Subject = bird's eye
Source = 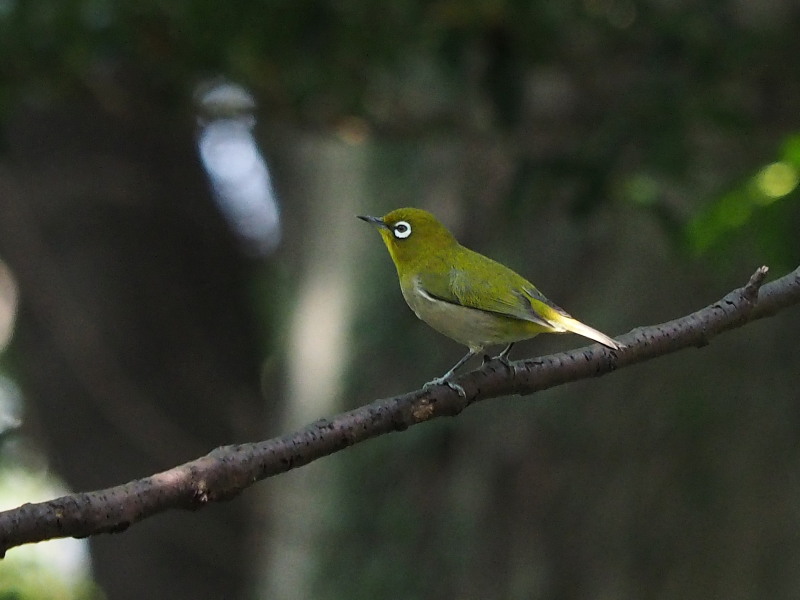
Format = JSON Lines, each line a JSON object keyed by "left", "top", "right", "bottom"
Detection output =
{"left": 393, "top": 221, "right": 412, "bottom": 239}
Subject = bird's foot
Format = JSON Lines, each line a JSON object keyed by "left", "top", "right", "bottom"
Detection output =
{"left": 423, "top": 375, "right": 466, "bottom": 398}
{"left": 482, "top": 353, "right": 511, "bottom": 368}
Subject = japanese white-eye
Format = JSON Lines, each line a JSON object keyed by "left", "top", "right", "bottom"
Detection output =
{"left": 359, "top": 208, "right": 623, "bottom": 393}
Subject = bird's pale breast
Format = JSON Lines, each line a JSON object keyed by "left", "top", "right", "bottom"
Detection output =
{"left": 402, "top": 277, "right": 549, "bottom": 352}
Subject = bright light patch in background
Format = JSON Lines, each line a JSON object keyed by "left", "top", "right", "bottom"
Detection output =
{"left": 754, "top": 161, "right": 799, "bottom": 201}
{"left": 0, "top": 379, "right": 93, "bottom": 595}
{"left": 687, "top": 145, "right": 800, "bottom": 254}
{"left": 0, "top": 259, "right": 18, "bottom": 352}
{"left": 196, "top": 81, "right": 281, "bottom": 256}
{"left": 0, "top": 260, "right": 94, "bottom": 595}
{"left": 0, "top": 466, "right": 94, "bottom": 596}
{"left": 0, "top": 374, "right": 22, "bottom": 435}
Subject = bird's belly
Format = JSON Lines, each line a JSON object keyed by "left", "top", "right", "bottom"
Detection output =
{"left": 404, "top": 288, "right": 543, "bottom": 351}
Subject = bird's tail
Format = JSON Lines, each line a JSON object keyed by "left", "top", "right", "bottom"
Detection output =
{"left": 553, "top": 314, "right": 624, "bottom": 350}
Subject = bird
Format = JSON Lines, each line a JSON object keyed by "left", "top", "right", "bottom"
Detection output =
{"left": 358, "top": 208, "right": 623, "bottom": 394}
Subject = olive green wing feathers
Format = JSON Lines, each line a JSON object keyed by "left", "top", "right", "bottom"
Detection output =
{"left": 414, "top": 257, "right": 563, "bottom": 330}
{"left": 415, "top": 250, "right": 623, "bottom": 349}
{"left": 452, "top": 264, "right": 569, "bottom": 329}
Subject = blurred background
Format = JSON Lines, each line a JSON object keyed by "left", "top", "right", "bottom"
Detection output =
{"left": 0, "top": 1, "right": 799, "bottom": 599}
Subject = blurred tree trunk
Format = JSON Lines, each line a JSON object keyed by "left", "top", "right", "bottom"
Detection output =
{"left": 0, "top": 77, "right": 265, "bottom": 600}
{"left": 253, "top": 135, "right": 370, "bottom": 599}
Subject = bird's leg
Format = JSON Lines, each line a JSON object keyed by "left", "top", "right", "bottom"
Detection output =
{"left": 440, "top": 350, "right": 476, "bottom": 379}
{"left": 423, "top": 350, "right": 476, "bottom": 397}
{"left": 497, "top": 343, "right": 514, "bottom": 362}
{"left": 482, "top": 344, "right": 514, "bottom": 366}
{"left": 479, "top": 343, "right": 515, "bottom": 374}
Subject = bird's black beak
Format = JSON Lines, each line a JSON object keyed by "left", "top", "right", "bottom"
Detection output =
{"left": 357, "top": 215, "right": 388, "bottom": 229}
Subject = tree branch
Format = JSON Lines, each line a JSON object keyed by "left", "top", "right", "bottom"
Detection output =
{"left": 1, "top": 265, "right": 798, "bottom": 556}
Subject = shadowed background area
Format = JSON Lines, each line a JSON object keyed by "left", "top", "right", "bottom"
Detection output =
{"left": 0, "top": 2, "right": 799, "bottom": 599}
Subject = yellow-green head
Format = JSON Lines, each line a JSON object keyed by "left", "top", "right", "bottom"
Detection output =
{"left": 358, "top": 208, "right": 457, "bottom": 274}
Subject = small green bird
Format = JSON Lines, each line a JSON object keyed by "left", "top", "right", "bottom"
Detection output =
{"left": 359, "top": 208, "right": 623, "bottom": 393}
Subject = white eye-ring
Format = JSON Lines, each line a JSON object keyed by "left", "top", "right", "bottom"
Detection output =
{"left": 392, "top": 221, "right": 412, "bottom": 239}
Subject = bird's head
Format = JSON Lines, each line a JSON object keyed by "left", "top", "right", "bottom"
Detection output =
{"left": 358, "top": 208, "right": 457, "bottom": 270}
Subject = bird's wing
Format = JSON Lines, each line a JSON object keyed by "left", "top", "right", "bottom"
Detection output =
{"left": 415, "top": 265, "right": 566, "bottom": 330}
{"left": 415, "top": 261, "right": 623, "bottom": 349}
